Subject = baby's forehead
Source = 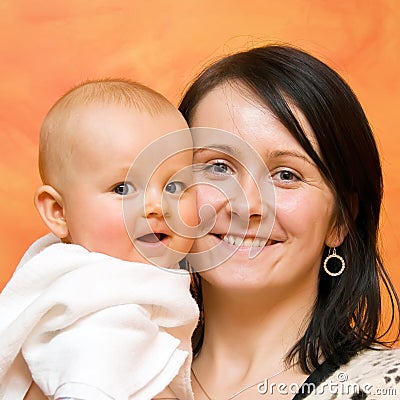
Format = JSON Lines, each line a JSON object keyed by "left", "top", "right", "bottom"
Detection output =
{"left": 60, "top": 103, "right": 190, "bottom": 167}
{"left": 58, "top": 99, "right": 181, "bottom": 135}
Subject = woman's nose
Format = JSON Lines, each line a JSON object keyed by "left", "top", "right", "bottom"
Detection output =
{"left": 225, "top": 173, "right": 265, "bottom": 220}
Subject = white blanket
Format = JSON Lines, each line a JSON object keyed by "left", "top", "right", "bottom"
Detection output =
{"left": 0, "top": 234, "right": 199, "bottom": 400}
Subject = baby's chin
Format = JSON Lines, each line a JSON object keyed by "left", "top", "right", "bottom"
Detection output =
{"left": 127, "top": 239, "right": 191, "bottom": 270}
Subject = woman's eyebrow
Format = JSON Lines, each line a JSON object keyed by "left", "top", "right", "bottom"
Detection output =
{"left": 269, "top": 150, "right": 315, "bottom": 165}
{"left": 193, "top": 144, "right": 241, "bottom": 157}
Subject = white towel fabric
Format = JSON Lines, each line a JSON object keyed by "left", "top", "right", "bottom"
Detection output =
{"left": 0, "top": 234, "right": 199, "bottom": 400}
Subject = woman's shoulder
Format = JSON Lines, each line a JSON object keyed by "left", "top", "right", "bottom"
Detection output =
{"left": 303, "top": 347, "right": 400, "bottom": 400}
{"left": 334, "top": 347, "right": 399, "bottom": 398}
{"left": 343, "top": 347, "right": 400, "bottom": 378}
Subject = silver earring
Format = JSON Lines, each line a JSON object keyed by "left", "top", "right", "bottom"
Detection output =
{"left": 323, "top": 247, "right": 345, "bottom": 276}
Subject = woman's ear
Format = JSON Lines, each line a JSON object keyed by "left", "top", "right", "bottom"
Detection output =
{"left": 34, "top": 185, "right": 69, "bottom": 239}
{"left": 325, "top": 208, "right": 348, "bottom": 248}
{"left": 326, "top": 195, "right": 358, "bottom": 248}
{"left": 325, "top": 222, "right": 348, "bottom": 248}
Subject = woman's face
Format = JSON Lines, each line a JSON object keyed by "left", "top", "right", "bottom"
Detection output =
{"left": 189, "top": 84, "right": 340, "bottom": 296}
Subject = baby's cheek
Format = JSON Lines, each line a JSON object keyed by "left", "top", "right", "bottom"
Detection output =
{"left": 102, "top": 223, "right": 127, "bottom": 240}
{"left": 92, "top": 216, "right": 131, "bottom": 251}
{"left": 178, "top": 191, "right": 198, "bottom": 227}
{"left": 170, "top": 195, "right": 197, "bottom": 253}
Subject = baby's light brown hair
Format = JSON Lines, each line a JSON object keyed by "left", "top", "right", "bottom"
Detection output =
{"left": 39, "top": 79, "right": 177, "bottom": 187}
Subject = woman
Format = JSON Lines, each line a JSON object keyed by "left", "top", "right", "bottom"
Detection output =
{"left": 25, "top": 45, "right": 399, "bottom": 400}
{"left": 180, "top": 45, "right": 400, "bottom": 399}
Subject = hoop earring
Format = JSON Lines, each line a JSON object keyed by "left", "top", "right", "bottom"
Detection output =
{"left": 323, "top": 247, "right": 345, "bottom": 277}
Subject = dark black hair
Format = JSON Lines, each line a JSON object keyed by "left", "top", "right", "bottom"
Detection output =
{"left": 179, "top": 45, "right": 399, "bottom": 373}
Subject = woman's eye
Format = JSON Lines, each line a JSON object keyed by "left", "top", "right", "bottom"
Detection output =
{"left": 165, "top": 181, "right": 186, "bottom": 194}
{"left": 206, "top": 162, "right": 233, "bottom": 175}
{"left": 113, "top": 182, "right": 135, "bottom": 195}
{"left": 272, "top": 170, "right": 300, "bottom": 183}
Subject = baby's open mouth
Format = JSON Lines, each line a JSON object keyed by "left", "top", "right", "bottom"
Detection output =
{"left": 136, "top": 233, "right": 168, "bottom": 243}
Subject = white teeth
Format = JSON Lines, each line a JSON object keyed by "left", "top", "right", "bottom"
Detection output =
{"left": 222, "top": 235, "right": 271, "bottom": 247}
{"left": 243, "top": 238, "right": 253, "bottom": 247}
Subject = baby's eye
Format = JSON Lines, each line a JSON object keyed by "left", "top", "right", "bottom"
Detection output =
{"left": 206, "top": 161, "right": 234, "bottom": 176}
{"left": 113, "top": 182, "right": 135, "bottom": 196}
{"left": 165, "top": 181, "right": 186, "bottom": 194}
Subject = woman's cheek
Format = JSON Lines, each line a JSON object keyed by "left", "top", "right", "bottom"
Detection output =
{"left": 275, "top": 189, "right": 333, "bottom": 236}
{"left": 196, "top": 184, "right": 228, "bottom": 220}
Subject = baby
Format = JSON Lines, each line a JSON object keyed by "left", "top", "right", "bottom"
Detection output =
{"left": 0, "top": 80, "right": 199, "bottom": 400}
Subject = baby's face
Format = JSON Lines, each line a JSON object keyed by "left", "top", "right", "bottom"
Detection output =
{"left": 59, "top": 103, "right": 197, "bottom": 267}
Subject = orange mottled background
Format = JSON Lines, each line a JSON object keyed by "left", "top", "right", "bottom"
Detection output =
{"left": 1, "top": 1, "right": 400, "bottom": 309}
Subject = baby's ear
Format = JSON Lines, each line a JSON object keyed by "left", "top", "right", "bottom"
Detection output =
{"left": 34, "top": 185, "right": 69, "bottom": 239}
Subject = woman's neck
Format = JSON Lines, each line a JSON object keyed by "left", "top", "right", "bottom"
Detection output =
{"left": 194, "top": 281, "right": 316, "bottom": 390}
